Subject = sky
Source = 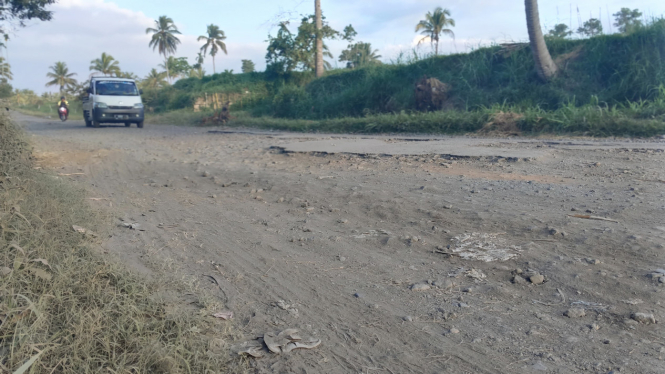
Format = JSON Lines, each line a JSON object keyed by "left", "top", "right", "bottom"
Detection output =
{"left": 6, "top": 0, "right": 665, "bottom": 93}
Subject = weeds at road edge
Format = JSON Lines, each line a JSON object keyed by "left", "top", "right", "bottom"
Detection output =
{"left": 0, "top": 110, "right": 242, "bottom": 373}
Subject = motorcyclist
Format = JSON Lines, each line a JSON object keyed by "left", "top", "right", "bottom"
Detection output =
{"left": 57, "top": 96, "right": 69, "bottom": 119}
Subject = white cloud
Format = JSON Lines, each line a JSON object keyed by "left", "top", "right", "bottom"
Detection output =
{"left": 8, "top": 0, "right": 267, "bottom": 93}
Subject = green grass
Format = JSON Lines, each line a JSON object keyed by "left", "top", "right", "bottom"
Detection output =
{"left": 146, "top": 98, "right": 665, "bottom": 137}
{"left": 145, "top": 109, "right": 212, "bottom": 126}
{"left": 143, "top": 20, "right": 665, "bottom": 122}
{"left": 0, "top": 108, "right": 243, "bottom": 373}
{"left": 283, "top": 19, "right": 665, "bottom": 119}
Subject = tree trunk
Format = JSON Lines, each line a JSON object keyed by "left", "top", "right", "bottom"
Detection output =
{"left": 525, "top": 0, "right": 558, "bottom": 81}
{"left": 314, "top": 0, "right": 324, "bottom": 78}
{"left": 212, "top": 55, "right": 216, "bottom": 74}
{"left": 165, "top": 56, "right": 171, "bottom": 82}
{"left": 435, "top": 39, "right": 439, "bottom": 55}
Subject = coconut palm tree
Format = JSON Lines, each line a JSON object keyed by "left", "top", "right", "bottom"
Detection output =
{"left": 141, "top": 68, "right": 168, "bottom": 90}
{"left": 415, "top": 7, "right": 455, "bottom": 55}
{"left": 89, "top": 53, "right": 121, "bottom": 77}
{"left": 188, "top": 68, "right": 205, "bottom": 79}
{"left": 314, "top": 0, "right": 324, "bottom": 77}
{"left": 118, "top": 71, "right": 139, "bottom": 80}
{"left": 524, "top": 0, "right": 557, "bottom": 81}
{"left": 146, "top": 16, "right": 181, "bottom": 81}
{"left": 191, "top": 52, "right": 206, "bottom": 78}
{"left": 339, "top": 42, "right": 381, "bottom": 68}
{"left": 0, "top": 57, "right": 12, "bottom": 81}
{"left": 65, "top": 80, "right": 90, "bottom": 101}
{"left": 46, "top": 61, "right": 77, "bottom": 93}
{"left": 193, "top": 52, "right": 205, "bottom": 69}
{"left": 197, "top": 24, "right": 227, "bottom": 74}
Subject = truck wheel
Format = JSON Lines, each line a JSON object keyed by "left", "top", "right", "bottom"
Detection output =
{"left": 125, "top": 122, "right": 131, "bottom": 127}
{"left": 84, "top": 111, "right": 92, "bottom": 127}
{"left": 137, "top": 121, "right": 144, "bottom": 128}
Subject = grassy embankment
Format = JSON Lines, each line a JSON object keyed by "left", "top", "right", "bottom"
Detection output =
{"left": 0, "top": 112, "right": 240, "bottom": 372}
{"left": 147, "top": 20, "right": 665, "bottom": 137}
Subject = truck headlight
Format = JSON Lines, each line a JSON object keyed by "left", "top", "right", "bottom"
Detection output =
{"left": 134, "top": 103, "right": 144, "bottom": 108}
{"left": 94, "top": 102, "right": 108, "bottom": 109}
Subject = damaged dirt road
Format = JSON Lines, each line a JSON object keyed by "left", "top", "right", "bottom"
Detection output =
{"left": 18, "top": 112, "right": 665, "bottom": 373}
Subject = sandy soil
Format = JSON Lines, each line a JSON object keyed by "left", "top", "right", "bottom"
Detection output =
{"left": 17, "top": 113, "right": 665, "bottom": 374}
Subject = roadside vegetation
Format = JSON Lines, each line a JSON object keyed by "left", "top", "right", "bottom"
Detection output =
{"left": 145, "top": 16, "right": 665, "bottom": 137}
{"left": 124, "top": 6, "right": 665, "bottom": 137}
{"left": 8, "top": 2, "right": 665, "bottom": 137}
{"left": 0, "top": 112, "right": 239, "bottom": 372}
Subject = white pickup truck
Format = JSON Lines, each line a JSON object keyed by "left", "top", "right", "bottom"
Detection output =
{"left": 82, "top": 77, "right": 145, "bottom": 128}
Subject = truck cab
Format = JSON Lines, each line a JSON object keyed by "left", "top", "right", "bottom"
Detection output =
{"left": 82, "top": 77, "right": 145, "bottom": 128}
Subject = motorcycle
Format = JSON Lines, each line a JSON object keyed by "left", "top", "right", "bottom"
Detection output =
{"left": 58, "top": 106, "right": 68, "bottom": 122}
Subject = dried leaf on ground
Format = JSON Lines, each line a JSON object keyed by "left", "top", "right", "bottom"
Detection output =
{"left": 72, "top": 225, "right": 87, "bottom": 233}
{"left": 12, "top": 349, "right": 47, "bottom": 374}
{"left": 30, "top": 259, "right": 51, "bottom": 269}
{"left": 451, "top": 233, "right": 522, "bottom": 262}
{"left": 212, "top": 311, "right": 233, "bottom": 320}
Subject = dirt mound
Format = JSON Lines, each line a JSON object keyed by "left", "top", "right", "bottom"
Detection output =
{"left": 479, "top": 111, "right": 523, "bottom": 136}
{"left": 415, "top": 76, "right": 451, "bottom": 111}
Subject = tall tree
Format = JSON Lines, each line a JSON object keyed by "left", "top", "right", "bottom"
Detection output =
{"left": 146, "top": 16, "right": 181, "bottom": 81}
{"left": 524, "top": 0, "right": 557, "bottom": 82}
{"left": 198, "top": 24, "right": 228, "bottom": 74}
{"left": 577, "top": 18, "right": 603, "bottom": 37}
{"left": 46, "top": 62, "right": 76, "bottom": 93}
{"left": 613, "top": 8, "right": 643, "bottom": 34}
{"left": 0, "top": 0, "right": 57, "bottom": 39}
{"left": 339, "top": 42, "right": 381, "bottom": 68}
{"left": 415, "top": 7, "right": 455, "bottom": 55}
{"left": 65, "top": 80, "right": 91, "bottom": 101}
{"left": 266, "top": 17, "right": 354, "bottom": 74}
{"left": 314, "top": 0, "right": 324, "bottom": 77}
{"left": 0, "top": 57, "right": 12, "bottom": 81}
{"left": 159, "top": 56, "right": 191, "bottom": 80}
{"left": 241, "top": 59, "right": 255, "bottom": 73}
{"left": 190, "top": 52, "right": 205, "bottom": 78}
{"left": 192, "top": 52, "right": 205, "bottom": 69}
{"left": 89, "top": 53, "right": 121, "bottom": 76}
{"left": 546, "top": 24, "right": 573, "bottom": 39}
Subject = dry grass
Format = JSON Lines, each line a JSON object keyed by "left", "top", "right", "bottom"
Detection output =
{"left": 0, "top": 110, "right": 243, "bottom": 373}
{"left": 478, "top": 111, "right": 523, "bottom": 136}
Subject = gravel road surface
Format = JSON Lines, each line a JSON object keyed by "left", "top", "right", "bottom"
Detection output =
{"left": 18, "top": 113, "right": 665, "bottom": 373}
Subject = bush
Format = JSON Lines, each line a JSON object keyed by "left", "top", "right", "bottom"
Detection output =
{"left": 0, "top": 82, "right": 12, "bottom": 98}
{"left": 272, "top": 85, "right": 311, "bottom": 118}
{"left": 168, "top": 91, "right": 195, "bottom": 110}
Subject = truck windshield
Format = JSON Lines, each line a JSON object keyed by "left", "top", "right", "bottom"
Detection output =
{"left": 95, "top": 81, "right": 139, "bottom": 96}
